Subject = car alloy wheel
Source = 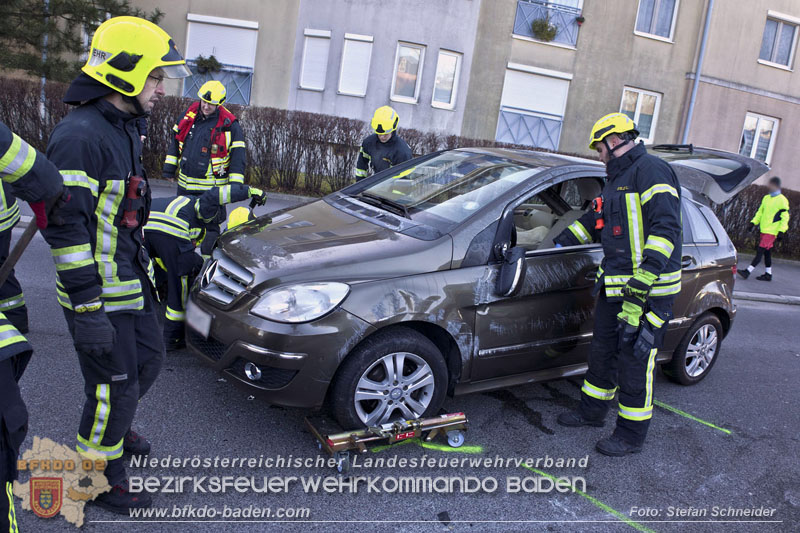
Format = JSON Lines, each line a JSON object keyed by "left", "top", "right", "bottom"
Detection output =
{"left": 685, "top": 324, "right": 718, "bottom": 377}
{"left": 354, "top": 351, "right": 435, "bottom": 426}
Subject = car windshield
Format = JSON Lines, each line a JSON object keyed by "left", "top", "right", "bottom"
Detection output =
{"left": 353, "top": 151, "right": 541, "bottom": 231}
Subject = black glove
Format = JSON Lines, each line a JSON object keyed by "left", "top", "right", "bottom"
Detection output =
{"left": 776, "top": 233, "right": 783, "bottom": 242}
{"left": 248, "top": 187, "right": 267, "bottom": 207}
{"left": 617, "top": 320, "right": 639, "bottom": 351}
{"left": 749, "top": 223, "right": 757, "bottom": 233}
{"left": 72, "top": 307, "right": 116, "bottom": 357}
{"left": 633, "top": 320, "right": 657, "bottom": 356}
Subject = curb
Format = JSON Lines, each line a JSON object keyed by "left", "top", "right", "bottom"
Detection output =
{"left": 733, "top": 291, "right": 800, "bottom": 306}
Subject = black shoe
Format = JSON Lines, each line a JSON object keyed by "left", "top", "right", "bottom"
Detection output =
{"left": 756, "top": 273, "right": 772, "bottom": 281}
{"left": 123, "top": 429, "right": 151, "bottom": 456}
{"left": 737, "top": 269, "right": 750, "bottom": 279}
{"left": 596, "top": 435, "right": 642, "bottom": 457}
{"left": 165, "top": 337, "right": 186, "bottom": 351}
{"left": 557, "top": 411, "right": 605, "bottom": 427}
{"left": 93, "top": 481, "right": 152, "bottom": 514}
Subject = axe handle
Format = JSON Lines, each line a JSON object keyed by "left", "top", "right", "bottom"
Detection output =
{"left": 0, "top": 221, "right": 40, "bottom": 287}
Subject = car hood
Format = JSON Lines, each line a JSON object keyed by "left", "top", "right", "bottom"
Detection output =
{"left": 216, "top": 199, "right": 454, "bottom": 289}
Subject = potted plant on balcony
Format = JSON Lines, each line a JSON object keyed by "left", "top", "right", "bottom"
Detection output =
{"left": 195, "top": 54, "right": 222, "bottom": 74}
{"left": 531, "top": 17, "right": 558, "bottom": 42}
{"left": 576, "top": 15, "right": 585, "bottom": 27}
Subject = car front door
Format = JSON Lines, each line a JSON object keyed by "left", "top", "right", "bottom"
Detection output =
{"left": 470, "top": 175, "right": 604, "bottom": 382}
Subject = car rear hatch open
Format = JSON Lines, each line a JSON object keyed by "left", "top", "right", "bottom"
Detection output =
{"left": 651, "top": 145, "right": 769, "bottom": 204}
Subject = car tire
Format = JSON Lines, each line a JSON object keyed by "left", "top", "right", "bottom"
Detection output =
{"left": 331, "top": 326, "right": 448, "bottom": 429}
{"left": 662, "top": 313, "right": 723, "bottom": 385}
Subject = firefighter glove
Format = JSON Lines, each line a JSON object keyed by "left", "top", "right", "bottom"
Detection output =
{"left": 248, "top": 187, "right": 267, "bottom": 206}
{"left": 72, "top": 306, "right": 116, "bottom": 358}
{"left": 633, "top": 320, "right": 657, "bottom": 356}
{"left": 617, "top": 299, "right": 644, "bottom": 329}
{"left": 623, "top": 269, "right": 657, "bottom": 303}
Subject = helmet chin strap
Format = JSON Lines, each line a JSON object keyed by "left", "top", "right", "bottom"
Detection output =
{"left": 123, "top": 94, "right": 147, "bottom": 117}
{"left": 602, "top": 137, "right": 631, "bottom": 160}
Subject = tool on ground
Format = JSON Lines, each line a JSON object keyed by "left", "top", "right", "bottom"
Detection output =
{"left": 306, "top": 412, "right": 469, "bottom": 474}
{"left": 592, "top": 196, "right": 604, "bottom": 230}
{"left": 122, "top": 175, "right": 147, "bottom": 228}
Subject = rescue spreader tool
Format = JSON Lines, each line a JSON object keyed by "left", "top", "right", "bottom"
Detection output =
{"left": 306, "top": 412, "right": 469, "bottom": 473}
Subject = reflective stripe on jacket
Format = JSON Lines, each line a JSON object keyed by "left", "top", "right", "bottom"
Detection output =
{"left": 555, "top": 143, "right": 683, "bottom": 301}
{"left": 751, "top": 193, "right": 790, "bottom": 236}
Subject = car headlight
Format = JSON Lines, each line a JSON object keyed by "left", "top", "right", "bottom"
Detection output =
{"left": 250, "top": 282, "right": 350, "bottom": 323}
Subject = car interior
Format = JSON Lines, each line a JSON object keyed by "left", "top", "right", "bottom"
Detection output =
{"left": 513, "top": 177, "right": 604, "bottom": 250}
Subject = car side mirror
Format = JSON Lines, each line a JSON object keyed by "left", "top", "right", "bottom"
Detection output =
{"left": 495, "top": 244, "right": 527, "bottom": 297}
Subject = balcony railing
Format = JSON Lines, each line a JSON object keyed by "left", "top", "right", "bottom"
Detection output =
{"left": 513, "top": 0, "right": 582, "bottom": 47}
{"left": 183, "top": 62, "right": 254, "bottom": 105}
{"left": 496, "top": 108, "right": 562, "bottom": 151}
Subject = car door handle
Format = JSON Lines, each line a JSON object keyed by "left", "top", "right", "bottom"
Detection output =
{"left": 681, "top": 255, "right": 695, "bottom": 268}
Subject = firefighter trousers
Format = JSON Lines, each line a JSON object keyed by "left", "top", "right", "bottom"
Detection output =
{"left": 176, "top": 187, "right": 226, "bottom": 257}
{"left": 0, "top": 228, "right": 27, "bottom": 333}
{"left": 64, "top": 283, "right": 164, "bottom": 486}
{"left": 146, "top": 232, "right": 204, "bottom": 343}
{"left": 578, "top": 292, "right": 672, "bottom": 446}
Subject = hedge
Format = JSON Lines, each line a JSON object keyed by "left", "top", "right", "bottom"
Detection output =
{"left": 1, "top": 77, "right": 797, "bottom": 258}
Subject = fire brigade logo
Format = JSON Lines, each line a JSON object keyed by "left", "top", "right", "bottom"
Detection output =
{"left": 30, "top": 477, "right": 63, "bottom": 518}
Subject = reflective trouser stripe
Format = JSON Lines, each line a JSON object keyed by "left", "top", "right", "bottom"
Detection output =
{"left": 618, "top": 348, "right": 657, "bottom": 421}
{"left": 0, "top": 294, "right": 24, "bottom": 311}
{"left": 91, "top": 384, "right": 110, "bottom": 445}
{"left": 581, "top": 380, "right": 618, "bottom": 401}
{"left": 76, "top": 437, "right": 123, "bottom": 460}
{"left": 6, "top": 482, "right": 18, "bottom": 533}
{"left": 0, "top": 325, "right": 26, "bottom": 349}
{"left": 355, "top": 168, "right": 368, "bottom": 178}
{"left": 164, "top": 155, "right": 178, "bottom": 166}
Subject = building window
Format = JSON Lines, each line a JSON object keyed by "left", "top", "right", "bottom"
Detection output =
{"left": 739, "top": 113, "right": 779, "bottom": 164}
{"left": 619, "top": 87, "right": 661, "bottom": 144}
{"left": 391, "top": 43, "right": 425, "bottom": 104}
{"left": 183, "top": 14, "right": 258, "bottom": 105}
{"left": 512, "top": 0, "right": 582, "bottom": 48}
{"left": 495, "top": 64, "right": 571, "bottom": 150}
{"left": 635, "top": 0, "right": 679, "bottom": 41}
{"left": 299, "top": 29, "right": 331, "bottom": 91}
{"left": 431, "top": 50, "right": 462, "bottom": 110}
{"left": 338, "top": 33, "right": 373, "bottom": 97}
{"left": 759, "top": 16, "right": 798, "bottom": 68}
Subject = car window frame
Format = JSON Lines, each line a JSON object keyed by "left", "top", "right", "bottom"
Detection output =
{"left": 684, "top": 198, "right": 719, "bottom": 246}
{"left": 491, "top": 168, "right": 606, "bottom": 263}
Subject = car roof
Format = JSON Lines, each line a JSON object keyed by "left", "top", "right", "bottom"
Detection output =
{"left": 455, "top": 147, "right": 604, "bottom": 169}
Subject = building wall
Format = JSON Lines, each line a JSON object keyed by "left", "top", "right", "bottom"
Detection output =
{"left": 133, "top": 0, "right": 300, "bottom": 108}
{"left": 288, "top": 0, "right": 482, "bottom": 133}
{"left": 688, "top": 0, "right": 800, "bottom": 188}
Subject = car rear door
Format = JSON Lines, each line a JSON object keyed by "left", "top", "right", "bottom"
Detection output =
{"left": 650, "top": 145, "right": 769, "bottom": 204}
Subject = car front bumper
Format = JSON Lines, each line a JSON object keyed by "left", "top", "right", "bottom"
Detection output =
{"left": 186, "top": 293, "right": 376, "bottom": 409}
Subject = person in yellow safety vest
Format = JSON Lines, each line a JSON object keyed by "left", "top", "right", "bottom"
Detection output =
{"left": 0, "top": 121, "right": 66, "bottom": 533}
{"left": 162, "top": 80, "right": 247, "bottom": 256}
{"left": 41, "top": 16, "right": 191, "bottom": 514}
{"left": 354, "top": 106, "right": 412, "bottom": 181}
{"left": 739, "top": 176, "right": 790, "bottom": 282}
{"left": 144, "top": 185, "right": 266, "bottom": 350}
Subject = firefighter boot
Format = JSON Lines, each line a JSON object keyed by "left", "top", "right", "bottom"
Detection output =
{"left": 123, "top": 429, "right": 151, "bottom": 456}
{"left": 595, "top": 435, "right": 642, "bottom": 457}
{"left": 557, "top": 410, "right": 605, "bottom": 428}
{"left": 93, "top": 480, "right": 152, "bottom": 514}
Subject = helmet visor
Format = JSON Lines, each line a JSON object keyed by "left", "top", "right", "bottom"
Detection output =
{"left": 161, "top": 64, "right": 191, "bottom": 79}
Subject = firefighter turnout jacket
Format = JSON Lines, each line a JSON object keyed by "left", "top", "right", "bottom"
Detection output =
{"left": 144, "top": 184, "right": 252, "bottom": 253}
{"left": 43, "top": 100, "right": 156, "bottom": 313}
{"left": 163, "top": 102, "right": 246, "bottom": 192}
{"left": 0, "top": 121, "right": 63, "bottom": 525}
{"left": 751, "top": 192, "right": 790, "bottom": 236}
{"left": 555, "top": 143, "right": 682, "bottom": 302}
{"left": 355, "top": 133, "right": 412, "bottom": 181}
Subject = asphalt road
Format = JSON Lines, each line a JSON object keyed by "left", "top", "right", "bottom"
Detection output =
{"left": 11, "top": 216, "right": 800, "bottom": 532}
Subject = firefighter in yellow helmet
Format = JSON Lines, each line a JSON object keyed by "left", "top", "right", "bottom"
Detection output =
{"left": 163, "top": 79, "right": 250, "bottom": 256}
{"left": 354, "top": 106, "right": 412, "bottom": 181}
{"left": 41, "top": 16, "right": 190, "bottom": 513}
{"left": 553, "top": 112, "right": 683, "bottom": 457}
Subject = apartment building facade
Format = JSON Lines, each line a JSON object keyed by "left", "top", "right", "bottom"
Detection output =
{"left": 133, "top": 0, "right": 800, "bottom": 188}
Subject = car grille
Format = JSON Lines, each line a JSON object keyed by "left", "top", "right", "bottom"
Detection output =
{"left": 230, "top": 358, "right": 298, "bottom": 389}
{"left": 188, "top": 330, "right": 227, "bottom": 361}
{"left": 199, "top": 250, "right": 254, "bottom": 306}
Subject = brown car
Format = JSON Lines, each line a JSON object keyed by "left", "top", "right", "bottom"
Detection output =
{"left": 186, "top": 145, "right": 767, "bottom": 428}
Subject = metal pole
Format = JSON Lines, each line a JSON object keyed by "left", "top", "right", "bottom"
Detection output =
{"left": 681, "top": 0, "right": 714, "bottom": 144}
{"left": 39, "top": 0, "right": 49, "bottom": 125}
